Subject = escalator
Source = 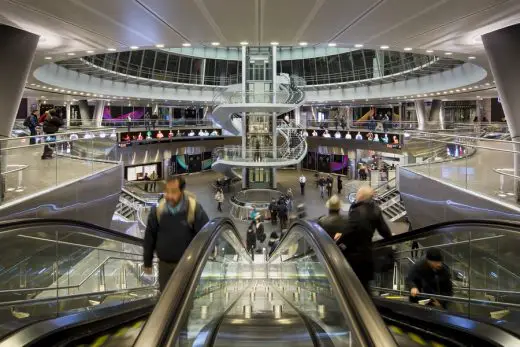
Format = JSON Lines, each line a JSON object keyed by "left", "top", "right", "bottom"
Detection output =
{"left": 1, "top": 219, "right": 519, "bottom": 346}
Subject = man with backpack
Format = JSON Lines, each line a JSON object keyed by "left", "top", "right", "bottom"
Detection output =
{"left": 24, "top": 110, "right": 39, "bottom": 144}
{"left": 143, "top": 176, "right": 209, "bottom": 292}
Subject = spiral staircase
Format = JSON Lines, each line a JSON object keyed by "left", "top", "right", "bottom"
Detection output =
{"left": 210, "top": 75, "right": 307, "bottom": 175}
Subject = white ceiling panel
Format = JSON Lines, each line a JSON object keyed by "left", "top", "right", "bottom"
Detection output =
{"left": 334, "top": 0, "right": 440, "bottom": 44}
{"left": 137, "top": 0, "right": 220, "bottom": 42}
{"left": 202, "top": 0, "right": 257, "bottom": 44}
{"left": 299, "top": 0, "right": 382, "bottom": 43}
{"left": 261, "top": 0, "right": 317, "bottom": 44}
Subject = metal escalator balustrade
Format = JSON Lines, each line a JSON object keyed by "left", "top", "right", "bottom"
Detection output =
{"left": 136, "top": 218, "right": 397, "bottom": 347}
{"left": 371, "top": 219, "right": 520, "bottom": 337}
{"left": 0, "top": 218, "right": 158, "bottom": 341}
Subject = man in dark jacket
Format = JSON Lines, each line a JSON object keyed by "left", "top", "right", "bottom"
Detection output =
{"left": 336, "top": 186, "right": 392, "bottom": 292}
{"left": 407, "top": 248, "right": 453, "bottom": 309}
{"left": 25, "top": 110, "right": 39, "bottom": 144}
{"left": 318, "top": 195, "right": 348, "bottom": 241}
{"left": 143, "top": 176, "right": 209, "bottom": 292}
{"left": 268, "top": 198, "right": 278, "bottom": 225}
{"left": 41, "top": 109, "right": 63, "bottom": 159}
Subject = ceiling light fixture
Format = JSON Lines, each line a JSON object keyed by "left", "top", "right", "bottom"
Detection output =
{"left": 468, "top": 56, "right": 476, "bottom": 60}
{"left": 130, "top": 46, "right": 139, "bottom": 50}
{"left": 462, "top": 88, "right": 467, "bottom": 91}
{"left": 86, "top": 50, "right": 94, "bottom": 54}
{"left": 67, "top": 52, "right": 75, "bottom": 56}
{"left": 42, "top": 86, "right": 47, "bottom": 89}
{"left": 270, "top": 41, "right": 279, "bottom": 46}
{"left": 444, "top": 52, "right": 453, "bottom": 55}
{"left": 211, "top": 42, "right": 220, "bottom": 46}
{"left": 380, "top": 45, "right": 389, "bottom": 49}
{"left": 426, "top": 50, "right": 434, "bottom": 53}
{"left": 53, "top": 88, "right": 58, "bottom": 91}
{"left": 240, "top": 41, "right": 249, "bottom": 46}
{"left": 443, "top": 91, "right": 447, "bottom": 94}
{"left": 456, "top": 89, "right": 461, "bottom": 92}
{"left": 30, "top": 83, "right": 35, "bottom": 86}
{"left": 44, "top": 57, "right": 52, "bottom": 60}
{"left": 299, "top": 42, "right": 308, "bottom": 46}
{"left": 328, "top": 43, "right": 337, "bottom": 47}
{"left": 155, "top": 44, "right": 165, "bottom": 48}
{"left": 449, "top": 90, "right": 454, "bottom": 93}
{"left": 107, "top": 48, "right": 116, "bottom": 51}
{"left": 60, "top": 89, "right": 65, "bottom": 92}
{"left": 182, "top": 43, "right": 191, "bottom": 47}
{"left": 354, "top": 44, "right": 364, "bottom": 48}
{"left": 404, "top": 47, "right": 413, "bottom": 51}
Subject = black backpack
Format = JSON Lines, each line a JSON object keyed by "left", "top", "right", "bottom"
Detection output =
{"left": 23, "top": 116, "right": 33, "bottom": 127}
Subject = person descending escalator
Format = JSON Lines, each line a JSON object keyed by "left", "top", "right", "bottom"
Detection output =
{"left": 336, "top": 186, "right": 392, "bottom": 293}
{"left": 318, "top": 176, "right": 326, "bottom": 199}
{"left": 246, "top": 221, "right": 257, "bottom": 261}
{"left": 268, "top": 198, "right": 278, "bottom": 225}
{"left": 255, "top": 216, "right": 266, "bottom": 244}
{"left": 317, "top": 195, "right": 348, "bottom": 241}
{"left": 407, "top": 248, "right": 453, "bottom": 309}
{"left": 143, "top": 176, "right": 209, "bottom": 292}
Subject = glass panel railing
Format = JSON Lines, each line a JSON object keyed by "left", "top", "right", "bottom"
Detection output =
{"left": 401, "top": 132, "right": 520, "bottom": 207}
{"left": 372, "top": 221, "right": 520, "bottom": 333}
{"left": 0, "top": 129, "right": 119, "bottom": 206}
{"left": 0, "top": 220, "right": 157, "bottom": 338}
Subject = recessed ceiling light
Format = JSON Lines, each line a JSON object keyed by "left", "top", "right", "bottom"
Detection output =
{"left": 240, "top": 41, "right": 249, "bottom": 46}
{"left": 456, "top": 89, "right": 461, "bottom": 92}
{"left": 211, "top": 42, "right": 220, "bottom": 46}
{"left": 44, "top": 57, "right": 52, "bottom": 60}
{"left": 107, "top": 48, "right": 116, "bottom": 51}
{"left": 449, "top": 90, "right": 454, "bottom": 93}
{"left": 182, "top": 43, "right": 191, "bottom": 47}
{"left": 86, "top": 50, "right": 94, "bottom": 54}
{"left": 299, "top": 42, "right": 308, "bottom": 46}
{"left": 462, "top": 88, "right": 467, "bottom": 91}
{"left": 130, "top": 46, "right": 139, "bottom": 50}
{"left": 53, "top": 88, "right": 58, "bottom": 91}
{"left": 328, "top": 43, "right": 337, "bottom": 47}
{"left": 60, "top": 89, "right": 65, "bottom": 92}
{"left": 426, "top": 50, "right": 434, "bottom": 53}
{"left": 80, "top": 92, "right": 84, "bottom": 95}
{"left": 86, "top": 93, "right": 91, "bottom": 96}
{"left": 354, "top": 44, "right": 364, "bottom": 48}
{"left": 155, "top": 44, "right": 165, "bottom": 48}
{"left": 42, "top": 86, "right": 47, "bottom": 89}
{"left": 404, "top": 47, "right": 413, "bottom": 51}
{"left": 444, "top": 52, "right": 453, "bottom": 55}
{"left": 67, "top": 52, "right": 75, "bottom": 56}
{"left": 30, "top": 83, "right": 35, "bottom": 86}
{"left": 468, "top": 56, "right": 476, "bottom": 60}
{"left": 36, "top": 85, "right": 40, "bottom": 87}
{"left": 416, "top": 94, "right": 421, "bottom": 97}
{"left": 443, "top": 91, "right": 447, "bottom": 94}
{"left": 476, "top": 95, "right": 481, "bottom": 98}
{"left": 41, "top": 96, "right": 45, "bottom": 98}
{"left": 436, "top": 92, "right": 441, "bottom": 95}
{"left": 270, "top": 41, "right": 279, "bottom": 46}
{"left": 468, "top": 87, "right": 473, "bottom": 90}
{"left": 380, "top": 45, "right": 389, "bottom": 49}
{"left": 485, "top": 82, "right": 490, "bottom": 86}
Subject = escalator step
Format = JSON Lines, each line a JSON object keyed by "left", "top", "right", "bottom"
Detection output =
{"left": 408, "top": 332, "right": 427, "bottom": 345}
{"left": 91, "top": 335, "right": 109, "bottom": 347}
{"left": 389, "top": 325, "right": 404, "bottom": 335}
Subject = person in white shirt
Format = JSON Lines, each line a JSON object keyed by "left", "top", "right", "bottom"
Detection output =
{"left": 299, "top": 174, "right": 307, "bottom": 195}
{"left": 188, "top": 130, "right": 195, "bottom": 136}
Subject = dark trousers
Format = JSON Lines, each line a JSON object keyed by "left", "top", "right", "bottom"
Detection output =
{"left": 150, "top": 181, "right": 157, "bottom": 192}
{"left": 29, "top": 128, "right": 37, "bottom": 145}
{"left": 270, "top": 212, "right": 277, "bottom": 224}
{"left": 159, "top": 260, "right": 177, "bottom": 292}
{"left": 300, "top": 183, "right": 305, "bottom": 195}
{"left": 217, "top": 202, "right": 222, "bottom": 212}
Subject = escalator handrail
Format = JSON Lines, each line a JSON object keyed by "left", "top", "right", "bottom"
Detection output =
{"left": 269, "top": 219, "right": 398, "bottom": 347}
{"left": 373, "top": 219, "right": 520, "bottom": 248}
{"left": 134, "top": 217, "right": 249, "bottom": 347}
{"left": 0, "top": 218, "right": 144, "bottom": 245}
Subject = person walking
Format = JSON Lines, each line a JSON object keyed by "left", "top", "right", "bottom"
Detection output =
{"left": 149, "top": 171, "right": 158, "bottom": 192}
{"left": 143, "top": 176, "right": 209, "bottom": 292}
{"left": 317, "top": 195, "right": 348, "bottom": 241}
{"left": 127, "top": 114, "right": 132, "bottom": 133}
{"left": 277, "top": 197, "right": 288, "bottom": 230}
{"left": 24, "top": 110, "right": 39, "bottom": 144}
{"left": 337, "top": 176, "right": 343, "bottom": 195}
{"left": 299, "top": 174, "right": 306, "bottom": 195}
{"left": 41, "top": 109, "right": 63, "bottom": 160}
{"left": 142, "top": 173, "right": 151, "bottom": 192}
{"left": 268, "top": 198, "right": 278, "bottom": 225}
{"left": 214, "top": 187, "right": 224, "bottom": 212}
{"left": 286, "top": 188, "right": 293, "bottom": 212}
{"left": 246, "top": 221, "right": 257, "bottom": 261}
{"left": 336, "top": 186, "right": 392, "bottom": 293}
{"left": 326, "top": 175, "right": 333, "bottom": 198}
{"left": 318, "top": 176, "right": 326, "bottom": 199}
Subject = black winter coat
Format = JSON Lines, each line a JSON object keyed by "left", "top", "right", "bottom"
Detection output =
{"left": 317, "top": 212, "right": 349, "bottom": 240}
{"left": 407, "top": 259, "right": 453, "bottom": 308}
{"left": 336, "top": 199, "right": 392, "bottom": 278}
{"left": 246, "top": 229, "right": 257, "bottom": 249}
{"left": 43, "top": 115, "right": 63, "bottom": 134}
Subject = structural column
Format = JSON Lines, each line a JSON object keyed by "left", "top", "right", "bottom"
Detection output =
{"left": 0, "top": 25, "right": 39, "bottom": 203}
{"left": 78, "top": 100, "right": 92, "bottom": 127}
{"left": 271, "top": 45, "right": 278, "bottom": 189}
{"left": 414, "top": 100, "right": 427, "bottom": 130}
{"left": 93, "top": 100, "right": 106, "bottom": 128}
{"left": 483, "top": 24, "right": 520, "bottom": 201}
